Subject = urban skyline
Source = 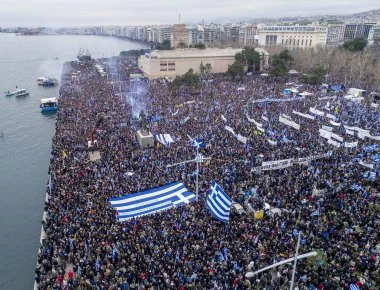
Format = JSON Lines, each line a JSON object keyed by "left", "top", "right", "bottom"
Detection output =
{"left": 1, "top": 0, "right": 378, "bottom": 27}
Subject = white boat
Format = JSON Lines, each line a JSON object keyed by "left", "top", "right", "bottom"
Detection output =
{"left": 14, "top": 89, "right": 29, "bottom": 97}
{"left": 37, "top": 77, "right": 47, "bottom": 85}
{"left": 40, "top": 97, "right": 58, "bottom": 112}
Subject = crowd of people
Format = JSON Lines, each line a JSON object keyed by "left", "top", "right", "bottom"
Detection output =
{"left": 35, "top": 56, "right": 380, "bottom": 290}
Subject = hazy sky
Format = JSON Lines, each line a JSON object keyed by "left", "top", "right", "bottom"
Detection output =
{"left": 1, "top": 0, "right": 378, "bottom": 27}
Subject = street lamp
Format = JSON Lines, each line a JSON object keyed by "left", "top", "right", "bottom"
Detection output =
{"left": 245, "top": 232, "right": 317, "bottom": 290}
{"left": 166, "top": 149, "right": 211, "bottom": 202}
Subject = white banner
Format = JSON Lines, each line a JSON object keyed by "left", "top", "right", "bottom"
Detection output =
{"left": 236, "top": 134, "right": 248, "bottom": 144}
{"left": 247, "top": 116, "right": 262, "bottom": 127}
{"left": 257, "top": 126, "right": 265, "bottom": 133}
{"left": 221, "top": 115, "right": 227, "bottom": 122}
{"left": 310, "top": 107, "right": 325, "bottom": 116}
{"left": 224, "top": 126, "right": 235, "bottom": 135}
{"left": 318, "top": 96, "right": 337, "bottom": 101}
{"left": 345, "top": 129, "right": 355, "bottom": 136}
{"left": 292, "top": 110, "right": 315, "bottom": 120}
{"left": 330, "top": 120, "right": 341, "bottom": 127}
{"left": 322, "top": 125, "right": 333, "bottom": 132}
{"left": 279, "top": 116, "right": 300, "bottom": 130}
{"left": 359, "top": 160, "right": 374, "bottom": 169}
{"left": 328, "top": 139, "right": 341, "bottom": 147}
{"left": 260, "top": 159, "right": 293, "bottom": 171}
{"left": 262, "top": 115, "right": 269, "bottom": 121}
{"left": 371, "top": 103, "right": 379, "bottom": 108}
{"left": 267, "top": 139, "right": 277, "bottom": 146}
{"left": 257, "top": 152, "right": 331, "bottom": 171}
{"left": 319, "top": 129, "right": 332, "bottom": 139}
{"left": 282, "top": 113, "right": 292, "bottom": 120}
{"left": 326, "top": 113, "right": 337, "bottom": 120}
{"left": 344, "top": 141, "right": 358, "bottom": 148}
{"left": 252, "top": 97, "right": 305, "bottom": 103}
{"left": 331, "top": 133, "right": 344, "bottom": 142}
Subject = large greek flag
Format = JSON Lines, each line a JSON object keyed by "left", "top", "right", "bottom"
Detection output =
{"left": 109, "top": 182, "right": 195, "bottom": 221}
{"left": 207, "top": 181, "right": 233, "bottom": 223}
{"left": 156, "top": 134, "right": 175, "bottom": 146}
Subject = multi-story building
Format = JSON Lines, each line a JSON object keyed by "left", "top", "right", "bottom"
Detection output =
{"left": 368, "top": 24, "right": 380, "bottom": 45}
{"left": 343, "top": 23, "right": 375, "bottom": 41}
{"left": 188, "top": 25, "right": 204, "bottom": 45}
{"left": 170, "top": 24, "right": 189, "bottom": 48}
{"left": 325, "top": 24, "right": 345, "bottom": 47}
{"left": 157, "top": 26, "right": 171, "bottom": 43}
{"left": 258, "top": 23, "right": 328, "bottom": 49}
{"left": 239, "top": 24, "right": 257, "bottom": 46}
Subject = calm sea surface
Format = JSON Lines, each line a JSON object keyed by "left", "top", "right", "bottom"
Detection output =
{"left": 0, "top": 33, "right": 146, "bottom": 289}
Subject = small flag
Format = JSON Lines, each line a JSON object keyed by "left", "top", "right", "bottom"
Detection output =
{"left": 310, "top": 210, "right": 319, "bottom": 216}
{"left": 349, "top": 284, "right": 360, "bottom": 290}
{"left": 187, "top": 134, "right": 204, "bottom": 148}
{"left": 221, "top": 115, "right": 227, "bottom": 122}
{"left": 351, "top": 184, "right": 362, "bottom": 191}
{"left": 112, "top": 246, "right": 117, "bottom": 261}
{"left": 95, "top": 258, "right": 100, "bottom": 271}
{"left": 207, "top": 181, "right": 233, "bottom": 223}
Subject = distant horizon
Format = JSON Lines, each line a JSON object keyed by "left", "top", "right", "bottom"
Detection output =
{"left": 0, "top": 0, "right": 378, "bottom": 28}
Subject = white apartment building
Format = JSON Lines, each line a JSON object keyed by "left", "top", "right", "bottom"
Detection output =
{"left": 368, "top": 24, "right": 380, "bottom": 45}
{"left": 258, "top": 24, "right": 328, "bottom": 49}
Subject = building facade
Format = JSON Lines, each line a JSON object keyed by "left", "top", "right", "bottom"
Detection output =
{"left": 138, "top": 48, "right": 269, "bottom": 80}
{"left": 368, "top": 24, "right": 380, "bottom": 45}
{"left": 325, "top": 24, "right": 345, "bottom": 46}
{"left": 171, "top": 24, "right": 189, "bottom": 48}
{"left": 343, "top": 23, "right": 375, "bottom": 41}
{"left": 258, "top": 24, "right": 328, "bottom": 49}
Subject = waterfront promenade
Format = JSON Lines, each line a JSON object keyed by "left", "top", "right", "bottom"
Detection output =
{"left": 35, "top": 57, "right": 380, "bottom": 289}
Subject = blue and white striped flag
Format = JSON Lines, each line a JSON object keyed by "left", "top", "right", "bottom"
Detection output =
{"left": 95, "top": 258, "right": 100, "bottom": 271}
{"left": 155, "top": 134, "right": 175, "bottom": 146}
{"left": 187, "top": 134, "right": 204, "bottom": 148}
{"left": 364, "top": 145, "right": 377, "bottom": 152}
{"left": 310, "top": 209, "right": 319, "bottom": 216}
{"left": 368, "top": 171, "right": 376, "bottom": 181}
{"left": 351, "top": 184, "right": 362, "bottom": 191}
{"left": 112, "top": 246, "right": 117, "bottom": 261}
{"left": 207, "top": 181, "right": 233, "bottom": 223}
{"left": 109, "top": 182, "right": 196, "bottom": 222}
{"left": 350, "top": 284, "right": 360, "bottom": 290}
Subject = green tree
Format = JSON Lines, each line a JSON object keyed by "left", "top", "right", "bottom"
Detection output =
{"left": 269, "top": 49, "right": 294, "bottom": 77}
{"left": 183, "top": 69, "right": 200, "bottom": 90}
{"left": 343, "top": 37, "right": 368, "bottom": 52}
{"left": 156, "top": 40, "right": 172, "bottom": 50}
{"left": 304, "top": 65, "right": 326, "bottom": 84}
{"left": 227, "top": 62, "right": 244, "bottom": 78}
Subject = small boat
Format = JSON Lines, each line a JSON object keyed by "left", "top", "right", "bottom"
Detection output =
{"left": 4, "top": 90, "right": 16, "bottom": 97}
{"left": 40, "top": 97, "right": 58, "bottom": 112}
{"left": 77, "top": 49, "right": 91, "bottom": 61}
{"left": 14, "top": 89, "right": 29, "bottom": 97}
{"left": 41, "top": 77, "right": 59, "bottom": 87}
{"left": 37, "top": 77, "right": 47, "bottom": 85}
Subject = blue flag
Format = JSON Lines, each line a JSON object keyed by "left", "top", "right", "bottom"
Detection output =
{"left": 207, "top": 181, "right": 233, "bottom": 223}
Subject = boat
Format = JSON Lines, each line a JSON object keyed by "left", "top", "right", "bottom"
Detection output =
{"left": 41, "top": 77, "right": 59, "bottom": 87}
{"left": 77, "top": 49, "right": 91, "bottom": 61}
{"left": 4, "top": 90, "right": 16, "bottom": 97}
{"left": 40, "top": 97, "right": 58, "bottom": 112}
{"left": 37, "top": 77, "right": 47, "bottom": 85}
{"left": 14, "top": 89, "right": 29, "bottom": 97}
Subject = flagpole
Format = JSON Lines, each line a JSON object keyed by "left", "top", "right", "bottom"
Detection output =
{"left": 290, "top": 231, "right": 301, "bottom": 290}
{"left": 196, "top": 146, "right": 199, "bottom": 202}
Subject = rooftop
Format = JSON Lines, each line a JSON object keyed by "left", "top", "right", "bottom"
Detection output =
{"left": 145, "top": 47, "right": 268, "bottom": 59}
